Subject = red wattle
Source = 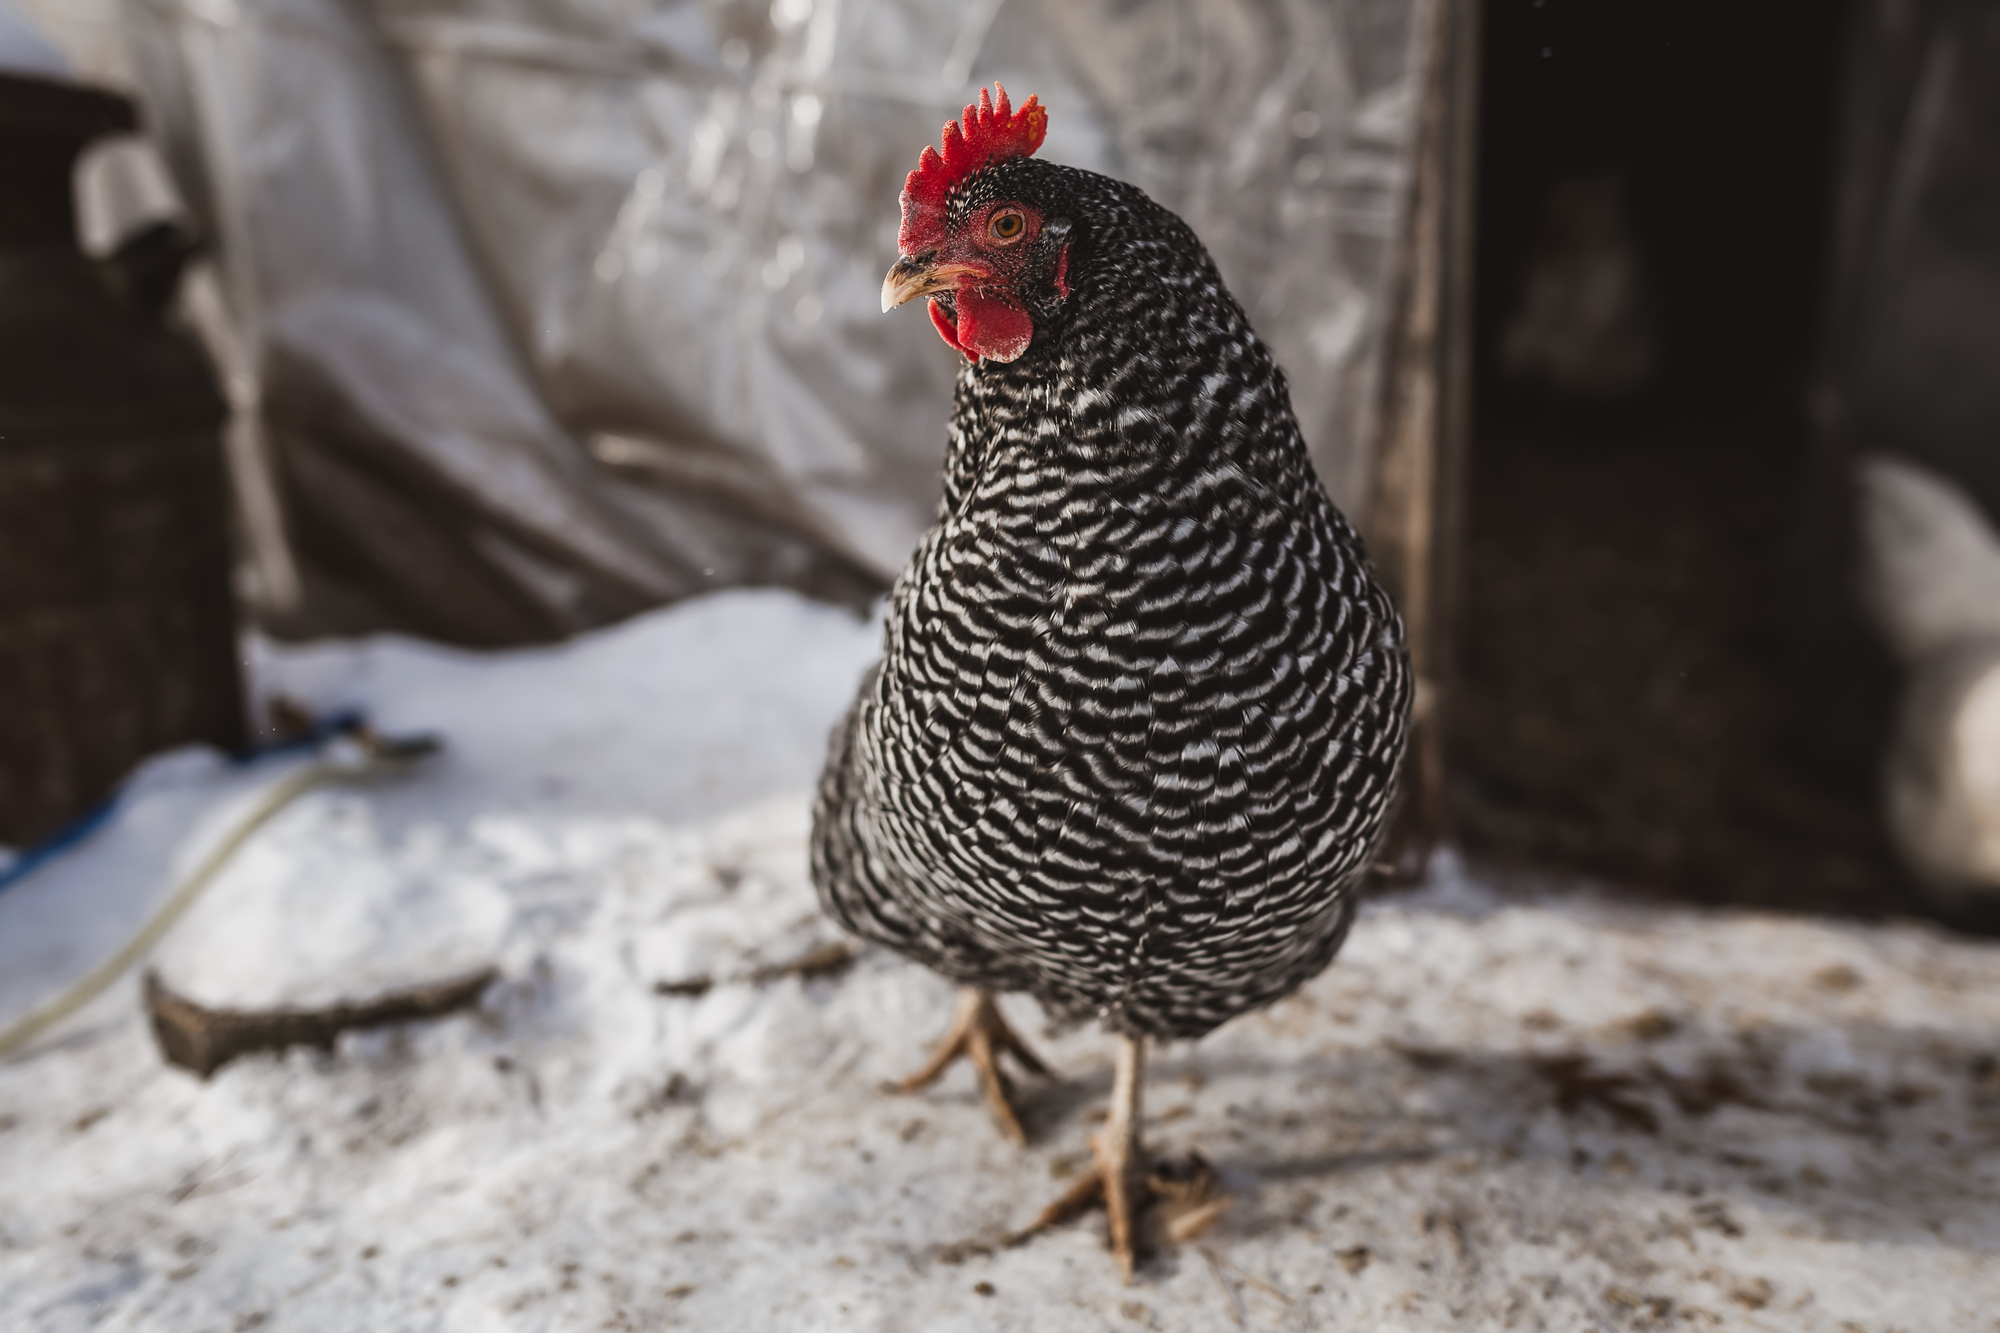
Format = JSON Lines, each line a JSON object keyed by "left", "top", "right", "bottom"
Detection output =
{"left": 928, "top": 298, "right": 973, "bottom": 360}
{"left": 954, "top": 290, "right": 1035, "bottom": 363}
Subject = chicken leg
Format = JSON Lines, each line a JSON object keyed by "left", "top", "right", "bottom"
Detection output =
{"left": 1009, "top": 1034, "right": 1226, "bottom": 1282}
{"left": 892, "top": 988, "right": 1052, "bottom": 1145}
{"left": 1012, "top": 1033, "right": 1148, "bottom": 1279}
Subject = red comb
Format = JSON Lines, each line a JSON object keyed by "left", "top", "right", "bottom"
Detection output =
{"left": 899, "top": 84, "right": 1047, "bottom": 254}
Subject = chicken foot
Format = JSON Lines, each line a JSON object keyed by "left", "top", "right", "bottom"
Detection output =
{"left": 1009, "top": 1034, "right": 1228, "bottom": 1282}
{"left": 892, "top": 988, "right": 1052, "bottom": 1146}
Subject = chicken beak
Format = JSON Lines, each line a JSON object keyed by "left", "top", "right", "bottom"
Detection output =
{"left": 881, "top": 258, "right": 987, "bottom": 313}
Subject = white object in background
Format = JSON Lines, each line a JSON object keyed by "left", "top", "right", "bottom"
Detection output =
{"left": 0, "top": 1, "right": 67, "bottom": 80}
{"left": 73, "top": 134, "right": 187, "bottom": 256}
{"left": 1857, "top": 454, "right": 2000, "bottom": 663}
{"left": 1885, "top": 640, "right": 2000, "bottom": 894}
{"left": 1857, "top": 453, "right": 2000, "bottom": 896}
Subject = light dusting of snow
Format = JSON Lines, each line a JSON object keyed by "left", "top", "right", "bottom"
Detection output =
{"left": 2, "top": 590, "right": 1999, "bottom": 1331}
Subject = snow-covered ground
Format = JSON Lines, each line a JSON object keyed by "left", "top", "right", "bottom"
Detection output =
{"left": 2, "top": 590, "right": 1997, "bottom": 1332}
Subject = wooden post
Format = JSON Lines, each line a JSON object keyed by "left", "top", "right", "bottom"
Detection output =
{"left": 1365, "top": 0, "right": 1482, "bottom": 872}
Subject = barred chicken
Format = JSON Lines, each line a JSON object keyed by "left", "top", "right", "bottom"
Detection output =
{"left": 811, "top": 86, "right": 1411, "bottom": 1278}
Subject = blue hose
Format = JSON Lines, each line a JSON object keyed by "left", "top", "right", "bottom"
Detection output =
{"left": 0, "top": 709, "right": 368, "bottom": 896}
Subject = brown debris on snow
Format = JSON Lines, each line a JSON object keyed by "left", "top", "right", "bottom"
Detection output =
{"left": 144, "top": 968, "right": 498, "bottom": 1078}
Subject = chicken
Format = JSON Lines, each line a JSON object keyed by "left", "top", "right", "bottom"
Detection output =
{"left": 811, "top": 86, "right": 1411, "bottom": 1279}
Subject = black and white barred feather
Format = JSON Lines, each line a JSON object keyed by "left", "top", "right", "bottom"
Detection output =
{"left": 812, "top": 160, "right": 1411, "bottom": 1041}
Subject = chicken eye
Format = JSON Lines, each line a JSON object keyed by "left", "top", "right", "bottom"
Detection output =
{"left": 988, "top": 210, "right": 1025, "bottom": 242}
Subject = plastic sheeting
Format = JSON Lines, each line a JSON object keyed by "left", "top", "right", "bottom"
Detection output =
{"left": 0, "top": 1, "right": 67, "bottom": 79}
{"left": 19, "top": 0, "right": 1429, "bottom": 646}
{"left": 1823, "top": 0, "right": 2000, "bottom": 528}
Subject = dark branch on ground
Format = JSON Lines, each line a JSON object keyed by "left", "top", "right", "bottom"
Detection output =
{"left": 144, "top": 967, "right": 499, "bottom": 1078}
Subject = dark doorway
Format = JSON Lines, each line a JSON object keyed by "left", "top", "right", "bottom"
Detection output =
{"left": 1454, "top": 0, "right": 1912, "bottom": 914}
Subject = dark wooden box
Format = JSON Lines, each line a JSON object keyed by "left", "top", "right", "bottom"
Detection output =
{"left": 0, "top": 73, "right": 243, "bottom": 847}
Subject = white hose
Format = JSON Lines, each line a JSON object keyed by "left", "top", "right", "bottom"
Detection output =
{"left": 0, "top": 734, "right": 437, "bottom": 1062}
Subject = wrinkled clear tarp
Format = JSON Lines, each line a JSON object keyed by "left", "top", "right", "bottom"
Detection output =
{"left": 19, "top": 0, "right": 1428, "bottom": 645}
{"left": 0, "top": 0, "right": 65, "bottom": 77}
{"left": 1825, "top": 0, "right": 2000, "bottom": 527}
